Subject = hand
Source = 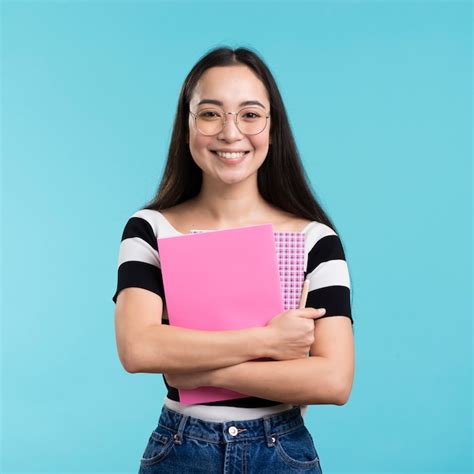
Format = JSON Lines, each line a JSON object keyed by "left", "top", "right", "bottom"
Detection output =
{"left": 163, "top": 369, "right": 214, "bottom": 390}
{"left": 265, "top": 307, "right": 326, "bottom": 360}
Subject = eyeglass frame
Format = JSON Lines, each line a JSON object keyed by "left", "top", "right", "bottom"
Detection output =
{"left": 188, "top": 106, "right": 270, "bottom": 136}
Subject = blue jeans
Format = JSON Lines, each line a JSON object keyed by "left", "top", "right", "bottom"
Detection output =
{"left": 138, "top": 405, "right": 323, "bottom": 473}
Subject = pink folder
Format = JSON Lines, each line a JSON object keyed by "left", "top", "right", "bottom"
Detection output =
{"left": 157, "top": 224, "right": 285, "bottom": 405}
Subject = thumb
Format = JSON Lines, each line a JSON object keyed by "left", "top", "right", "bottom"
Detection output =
{"left": 300, "top": 307, "right": 326, "bottom": 318}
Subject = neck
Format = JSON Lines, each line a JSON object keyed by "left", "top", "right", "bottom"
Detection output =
{"left": 192, "top": 176, "right": 270, "bottom": 226}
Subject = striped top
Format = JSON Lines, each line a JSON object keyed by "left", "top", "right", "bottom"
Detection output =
{"left": 112, "top": 209, "right": 353, "bottom": 422}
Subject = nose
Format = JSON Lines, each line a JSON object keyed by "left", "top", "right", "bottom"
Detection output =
{"left": 217, "top": 112, "right": 243, "bottom": 140}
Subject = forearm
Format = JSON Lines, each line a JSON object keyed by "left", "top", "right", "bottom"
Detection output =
{"left": 209, "top": 356, "right": 343, "bottom": 405}
{"left": 127, "top": 324, "right": 270, "bottom": 374}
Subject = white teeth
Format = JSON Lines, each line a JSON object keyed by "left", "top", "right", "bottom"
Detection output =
{"left": 215, "top": 151, "right": 247, "bottom": 159}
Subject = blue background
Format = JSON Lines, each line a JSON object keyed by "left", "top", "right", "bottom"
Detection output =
{"left": 2, "top": 1, "right": 472, "bottom": 473}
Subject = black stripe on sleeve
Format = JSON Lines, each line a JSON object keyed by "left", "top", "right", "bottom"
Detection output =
{"left": 305, "top": 234, "right": 346, "bottom": 274}
{"left": 123, "top": 216, "right": 158, "bottom": 251}
{"left": 112, "top": 261, "right": 165, "bottom": 304}
{"left": 306, "top": 286, "right": 352, "bottom": 324}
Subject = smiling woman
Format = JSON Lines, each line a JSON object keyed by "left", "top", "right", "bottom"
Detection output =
{"left": 185, "top": 64, "right": 273, "bottom": 187}
{"left": 112, "top": 45, "right": 354, "bottom": 474}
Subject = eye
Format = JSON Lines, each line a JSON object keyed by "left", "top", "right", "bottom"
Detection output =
{"left": 241, "top": 111, "right": 261, "bottom": 119}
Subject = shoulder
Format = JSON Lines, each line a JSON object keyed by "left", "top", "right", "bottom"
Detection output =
{"left": 260, "top": 208, "right": 313, "bottom": 233}
{"left": 116, "top": 209, "right": 163, "bottom": 265}
{"left": 276, "top": 215, "right": 313, "bottom": 233}
{"left": 304, "top": 222, "right": 349, "bottom": 280}
{"left": 120, "top": 208, "right": 172, "bottom": 239}
{"left": 158, "top": 203, "right": 190, "bottom": 233}
{"left": 304, "top": 221, "right": 338, "bottom": 246}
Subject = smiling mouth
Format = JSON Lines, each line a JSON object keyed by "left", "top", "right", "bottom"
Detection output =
{"left": 211, "top": 150, "right": 250, "bottom": 158}
{"left": 210, "top": 150, "right": 250, "bottom": 164}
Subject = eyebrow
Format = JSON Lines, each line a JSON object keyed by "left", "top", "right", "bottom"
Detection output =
{"left": 197, "top": 99, "right": 267, "bottom": 109}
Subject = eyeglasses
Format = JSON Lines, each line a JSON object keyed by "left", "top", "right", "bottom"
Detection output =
{"left": 189, "top": 106, "right": 270, "bottom": 136}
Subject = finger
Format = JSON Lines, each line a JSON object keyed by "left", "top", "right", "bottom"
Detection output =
{"left": 299, "top": 308, "right": 326, "bottom": 318}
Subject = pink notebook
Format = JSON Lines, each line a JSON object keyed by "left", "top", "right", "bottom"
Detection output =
{"left": 191, "top": 229, "right": 306, "bottom": 311}
{"left": 157, "top": 224, "right": 285, "bottom": 405}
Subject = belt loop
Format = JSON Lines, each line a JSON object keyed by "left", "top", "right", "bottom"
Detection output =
{"left": 263, "top": 416, "right": 276, "bottom": 447}
{"left": 173, "top": 413, "right": 188, "bottom": 445}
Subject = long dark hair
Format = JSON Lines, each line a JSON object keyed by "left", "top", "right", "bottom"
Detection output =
{"left": 142, "top": 46, "right": 339, "bottom": 234}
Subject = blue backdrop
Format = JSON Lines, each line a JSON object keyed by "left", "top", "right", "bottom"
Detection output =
{"left": 2, "top": 1, "right": 471, "bottom": 473}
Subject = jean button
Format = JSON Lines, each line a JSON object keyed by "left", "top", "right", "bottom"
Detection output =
{"left": 271, "top": 436, "right": 276, "bottom": 443}
{"left": 228, "top": 426, "right": 238, "bottom": 436}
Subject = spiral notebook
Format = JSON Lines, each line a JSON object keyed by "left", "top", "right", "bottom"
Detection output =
{"left": 157, "top": 224, "right": 306, "bottom": 405}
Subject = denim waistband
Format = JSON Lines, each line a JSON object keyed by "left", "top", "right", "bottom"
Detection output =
{"left": 156, "top": 404, "right": 305, "bottom": 447}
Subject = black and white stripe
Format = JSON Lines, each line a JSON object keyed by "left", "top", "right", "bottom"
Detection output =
{"left": 303, "top": 223, "right": 353, "bottom": 324}
{"left": 112, "top": 210, "right": 166, "bottom": 304}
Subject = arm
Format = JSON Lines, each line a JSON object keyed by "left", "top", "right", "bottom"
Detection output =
{"left": 222, "top": 316, "right": 354, "bottom": 404}
{"left": 116, "top": 288, "right": 274, "bottom": 374}
{"left": 208, "top": 356, "right": 342, "bottom": 405}
{"left": 166, "top": 317, "right": 354, "bottom": 406}
{"left": 129, "top": 323, "right": 271, "bottom": 374}
{"left": 215, "top": 316, "right": 354, "bottom": 405}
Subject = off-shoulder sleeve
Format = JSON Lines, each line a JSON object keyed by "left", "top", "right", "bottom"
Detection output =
{"left": 112, "top": 212, "right": 165, "bottom": 304}
{"left": 303, "top": 224, "right": 353, "bottom": 325}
